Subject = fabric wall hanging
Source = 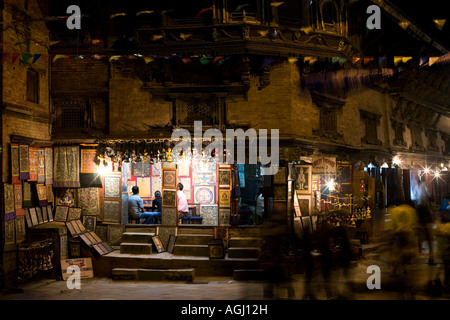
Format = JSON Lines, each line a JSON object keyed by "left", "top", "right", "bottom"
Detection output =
{"left": 11, "top": 144, "right": 20, "bottom": 184}
{"left": 37, "top": 148, "right": 46, "bottom": 183}
{"left": 36, "top": 183, "right": 48, "bottom": 206}
{"left": 53, "top": 146, "right": 81, "bottom": 188}
{"left": 4, "top": 183, "right": 16, "bottom": 221}
{"left": 44, "top": 147, "right": 53, "bottom": 185}
{"left": 28, "top": 147, "right": 39, "bottom": 181}
{"left": 19, "top": 144, "right": 30, "bottom": 180}
{"left": 80, "top": 146, "right": 102, "bottom": 187}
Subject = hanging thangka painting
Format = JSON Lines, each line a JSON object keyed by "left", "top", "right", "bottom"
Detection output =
{"left": 136, "top": 177, "right": 151, "bottom": 197}
{"left": 218, "top": 168, "right": 231, "bottom": 188}
{"left": 4, "top": 220, "right": 15, "bottom": 244}
{"left": 81, "top": 149, "right": 97, "bottom": 173}
{"left": 77, "top": 187, "right": 100, "bottom": 215}
{"left": 36, "top": 183, "right": 48, "bottom": 206}
{"left": 162, "top": 169, "right": 177, "bottom": 188}
{"left": 55, "top": 188, "right": 76, "bottom": 207}
{"left": 152, "top": 162, "right": 162, "bottom": 176}
{"left": 200, "top": 204, "right": 218, "bottom": 226}
{"left": 28, "top": 147, "right": 39, "bottom": 181}
{"left": 104, "top": 175, "right": 121, "bottom": 198}
{"left": 143, "top": 159, "right": 151, "bottom": 177}
{"left": 192, "top": 160, "right": 216, "bottom": 185}
{"left": 15, "top": 216, "right": 26, "bottom": 243}
{"left": 193, "top": 185, "right": 215, "bottom": 205}
{"left": 162, "top": 189, "right": 177, "bottom": 207}
{"left": 19, "top": 144, "right": 30, "bottom": 180}
{"left": 53, "top": 146, "right": 80, "bottom": 188}
{"left": 47, "top": 184, "right": 53, "bottom": 203}
{"left": 11, "top": 144, "right": 20, "bottom": 184}
{"left": 14, "top": 183, "right": 22, "bottom": 210}
{"left": 177, "top": 159, "right": 190, "bottom": 177}
{"left": 23, "top": 182, "right": 32, "bottom": 207}
{"left": 219, "top": 189, "right": 231, "bottom": 207}
{"left": 38, "top": 148, "right": 45, "bottom": 183}
{"left": 102, "top": 200, "right": 121, "bottom": 224}
{"left": 44, "top": 147, "right": 53, "bottom": 185}
{"left": 151, "top": 176, "right": 161, "bottom": 197}
{"left": 4, "top": 183, "right": 16, "bottom": 221}
{"left": 132, "top": 161, "right": 144, "bottom": 177}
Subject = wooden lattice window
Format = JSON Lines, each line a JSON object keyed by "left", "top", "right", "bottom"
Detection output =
{"left": 360, "top": 109, "right": 382, "bottom": 145}
{"left": 61, "top": 107, "right": 84, "bottom": 129}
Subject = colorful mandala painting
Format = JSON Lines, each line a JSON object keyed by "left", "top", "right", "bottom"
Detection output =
{"left": 193, "top": 185, "right": 215, "bottom": 204}
{"left": 162, "top": 189, "right": 177, "bottom": 207}
{"left": 162, "top": 170, "right": 177, "bottom": 188}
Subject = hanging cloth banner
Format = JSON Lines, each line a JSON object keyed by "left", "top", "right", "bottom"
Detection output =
{"left": 36, "top": 183, "right": 48, "bottom": 207}
{"left": 4, "top": 183, "right": 16, "bottom": 221}
{"left": 11, "top": 144, "right": 20, "bottom": 184}
{"left": 80, "top": 146, "right": 102, "bottom": 188}
{"left": 45, "top": 147, "right": 53, "bottom": 185}
{"left": 23, "top": 181, "right": 32, "bottom": 207}
{"left": 28, "top": 147, "right": 39, "bottom": 181}
{"left": 38, "top": 148, "right": 46, "bottom": 183}
{"left": 19, "top": 144, "right": 30, "bottom": 180}
{"left": 53, "top": 146, "right": 81, "bottom": 188}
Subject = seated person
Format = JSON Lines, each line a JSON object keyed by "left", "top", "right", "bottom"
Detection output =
{"left": 146, "top": 191, "right": 162, "bottom": 224}
{"left": 177, "top": 183, "right": 190, "bottom": 221}
{"left": 128, "top": 186, "right": 154, "bottom": 224}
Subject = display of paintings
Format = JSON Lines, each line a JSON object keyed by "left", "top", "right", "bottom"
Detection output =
{"left": 192, "top": 160, "right": 216, "bottom": 185}
{"left": 200, "top": 204, "right": 218, "bottom": 226}
{"left": 219, "top": 208, "right": 231, "bottom": 226}
{"left": 83, "top": 215, "right": 97, "bottom": 232}
{"left": 193, "top": 185, "right": 215, "bottom": 205}
{"left": 95, "top": 224, "right": 108, "bottom": 242}
{"left": 157, "top": 226, "right": 177, "bottom": 249}
{"left": 162, "top": 189, "right": 177, "bottom": 207}
{"left": 47, "top": 205, "right": 54, "bottom": 222}
{"left": 273, "top": 167, "right": 286, "bottom": 185}
{"left": 297, "top": 193, "right": 312, "bottom": 216}
{"left": 77, "top": 187, "right": 100, "bottom": 215}
{"left": 44, "top": 147, "right": 53, "bottom": 185}
{"left": 15, "top": 216, "right": 26, "bottom": 243}
{"left": 29, "top": 147, "right": 39, "bottom": 181}
{"left": 47, "top": 185, "right": 54, "bottom": 203}
{"left": 294, "top": 165, "right": 312, "bottom": 194}
{"left": 102, "top": 200, "right": 121, "bottom": 224}
{"left": 23, "top": 182, "right": 31, "bottom": 205}
{"left": 162, "top": 169, "right": 177, "bottom": 188}
{"left": 53, "top": 146, "right": 80, "bottom": 188}
{"left": 36, "top": 183, "right": 47, "bottom": 201}
{"left": 104, "top": 175, "right": 121, "bottom": 198}
{"left": 152, "top": 162, "right": 162, "bottom": 176}
{"left": 80, "top": 149, "right": 98, "bottom": 173}
{"left": 218, "top": 189, "right": 231, "bottom": 207}
{"left": 301, "top": 216, "right": 313, "bottom": 233}
{"left": 274, "top": 185, "right": 287, "bottom": 201}
{"left": 35, "top": 207, "right": 44, "bottom": 224}
{"left": 218, "top": 169, "right": 231, "bottom": 188}
{"left": 167, "top": 234, "right": 177, "bottom": 254}
{"left": 4, "top": 220, "right": 15, "bottom": 244}
{"left": 28, "top": 207, "right": 38, "bottom": 226}
{"left": 55, "top": 188, "right": 76, "bottom": 207}
{"left": 25, "top": 209, "right": 33, "bottom": 228}
{"left": 13, "top": 184, "right": 22, "bottom": 210}
{"left": 336, "top": 162, "right": 352, "bottom": 185}
{"left": 42, "top": 205, "right": 49, "bottom": 223}
{"left": 107, "top": 224, "right": 125, "bottom": 246}
{"left": 177, "top": 160, "right": 190, "bottom": 177}
{"left": 38, "top": 148, "right": 45, "bottom": 183}
{"left": 151, "top": 176, "right": 162, "bottom": 197}
{"left": 132, "top": 161, "right": 144, "bottom": 177}
{"left": 54, "top": 206, "right": 69, "bottom": 221}
{"left": 152, "top": 235, "right": 165, "bottom": 253}
{"left": 238, "top": 171, "right": 245, "bottom": 188}
{"left": 67, "top": 207, "right": 82, "bottom": 221}
{"left": 161, "top": 207, "right": 178, "bottom": 226}
{"left": 136, "top": 177, "right": 151, "bottom": 197}
{"left": 4, "top": 183, "right": 15, "bottom": 214}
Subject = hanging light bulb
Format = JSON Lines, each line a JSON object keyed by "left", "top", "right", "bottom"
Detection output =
{"left": 393, "top": 156, "right": 401, "bottom": 166}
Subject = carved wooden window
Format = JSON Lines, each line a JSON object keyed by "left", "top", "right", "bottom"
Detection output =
{"left": 61, "top": 107, "right": 84, "bottom": 129}
{"left": 26, "top": 69, "right": 39, "bottom": 103}
{"left": 312, "top": 91, "right": 344, "bottom": 140}
{"left": 360, "top": 110, "right": 381, "bottom": 145}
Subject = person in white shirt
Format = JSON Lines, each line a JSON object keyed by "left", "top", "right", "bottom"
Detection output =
{"left": 177, "top": 183, "right": 189, "bottom": 221}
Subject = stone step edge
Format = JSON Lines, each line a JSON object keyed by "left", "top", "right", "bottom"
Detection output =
{"left": 113, "top": 268, "right": 195, "bottom": 272}
{"left": 120, "top": 242, "right": 154, "bottom": 246}
{"left": 123, "top": 232, "right": 156, "bottom": 235}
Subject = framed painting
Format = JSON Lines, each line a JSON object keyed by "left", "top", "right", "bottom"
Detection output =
{"left": 301, "top": 216, "right": 313, "bottom": 233}
{"left": 80, "top": 149, "right": 98, "bottom": 173}
{"left": 143, "top": 159, "right": 151, "bottom": 177}
{"left": 104, "top": 175, "right": 121, "bottom": 198}
{"left": 54, "top": 205, "right": 69, "bottom": 221}
{"left": 294, "top": 165, "right": 312, "bottom": 194}
{"left": 193, "top": 185, "right": 215, "bottom": 205}
{"left": 25, "top": 208, "right": 33, "bottom": 228}
{"left": 67, "top": 207, "right": 82, "bottom": 221}
{"left": 14, "top": 184, "right": 23, "bottom": 210}
{"left": 161, "top": 207, "right": 178, "bottom": 226}
{"left": 177, "top": 160, "right": 190, "bottom": 177}
{"left": 107, "top": 224, "right": 125, "bottom": 246}
{"left": 151, "top": 176, "right": 161, "bottom": 197}
{"left": 218, "top": 189, "right": 231, "bottom": 208}
{"left": 83, "top": 215, "right": 97, "bottom": 232}
{"left": 162, "top": 169, "right": 177, "bottom": 188}
{"left": 102, "top": 200, "right": 121, "bottom": 224}
{"left": 55, "top": 188, "right": 76, "bottom": 207}
{"left": 47, "top": 205, "right": 54, "bottom": 222}
{"left": 4, "top": 183, "right": 15, "bottom": 214}
{"left": 218, "top": 169, "right": 231, "bottom": 188}
{"left": 162, "top": 189, "right": 177, "bottom": 207}
{"left": 167, "top": 234, "right": 177, "bottom": 254}
{"left": 192, "top": 161, "right": 216, "bottom": 185}
{"left": 219, "top": 208, "right": 231, "bottom": 226}
{"left": 151, "top": 162, "right": 162, "bottom": 176}
{"left": 136, "top": 177, "right": 151, "bottom": 197}
{"left": 35, "top": 207, "right": 44, "bottom": 224}
{"left": 157, "top": 226, "right": 177, "bottom": 249}
{"left": 200, "top": 204, "right": 218, "bottom": 226}
{"left": 42, "top": 205, "right": 49, "bottom": 223}
{"left": 77, "top": 187, "right": 100, "bottom": 215}
{"left": 28, "top": 207, "right": 38, "bottom": 226}
{"left": 152, "top": 235, "right": 165, "bottom": 253}
{"left": 297, "top": 193, "right": 312, "bottom": 216}
{"left": 132, "top": 161, "right": 144, "bottom": 177}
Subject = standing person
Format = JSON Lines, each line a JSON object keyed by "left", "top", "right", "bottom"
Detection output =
{"left": 255, "top": 187, "right": 264, "bottom": 225}
{"left": 413, "top": 178, "right": 436, "bottom": 265}
{"left": 128, "top": 186, "right": 153, "bottom": 224}
{"left": 177, "top": 183, "right": 189, "bottom": 221}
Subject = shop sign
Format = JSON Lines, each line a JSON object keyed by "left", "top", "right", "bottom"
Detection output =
{"left": 312, "top": 156, "right": 336, "bottom": 175}
{"left": 60, "top": 258, "right": 94, "bottom": 281}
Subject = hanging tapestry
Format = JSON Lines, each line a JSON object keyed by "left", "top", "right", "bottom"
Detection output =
{"left": 177, "top": 160, "right": 191, "bottom": 177}
{"left": 193, "top": 185, "right": 215, "bottom": 204}
{"left": 14, "top": 183, "right": 22, "bottom": 210}
{"left": 23, "top": 182, "right": 32, "bottom": 207}
{"left": 143, "top": 159, "right": 151, "bottom": 176}
{"left": 151, "top": 176, "right": 161, "bottom": 197}
{"left": 15, "top": 208, "right": 25, "bottom": 217}
{"left": 192, "top": 160, "right": 216, "bottom": 185}
{"left": 28, "top": 147, "right": 39, "bottom": 181}
{"left": 136, "top": 177, "right": 151, "bottom": 197}
{"left": 44, "top": 147, "right": 53, "bottom": 185}
{"left": 102, "top": 200, "right": 121, "bottom": 224}
{"left": 36, "top": 183, "right": 48, "bottom": 206}
{"left": 4, "top": 220, "right": 15, "bottom": 244}
{"left": 219, "top": 208, "right": 231, "bottom": 226}
{"left": 54, "top": 146, "right": 80, "bottom": 188}
{"left": 11, "top": 144, "right": 20, "bottom": 184}
{"left": 77, "top": 188, "right": 100, "bottom": 215}
{"left": 132, "top": 161, "right": 144, "bottom": 177}
{"left": 47, "top": 185, "right": 53, "bottom": 203}
{"left": 19, "top": 144, "right": 30, "bottom": 180}
{"left": 104, "top": 175, "right": 121, "bottom": 198}
{"left": 37, "top": 148, "right": 45, "bottom": 183}
{"left": 200, "top": 204, "right": 218, "bottom": 226}
{"left": 161, "top": 207, "right": 178, "bottom": 226}
{"left": 107, "top": 224, "right": 125, "bottom": 245}
{"left": 4, "top": 183, "right": 16, "bottom": 221}
{"left": 55, "top": 188, "right": 76, "bottom": 207}
{"left": 219, "top": 189, "right": 231, "bottom": 207}
{"left": 162, "top": 189, "right": 177, "bottom": 207}
{"left": 152, "top": 162, "right": 161, "bottom": 176}
{"left": 15, "top": 216, "right": 26, "bottom": 243}
{"left": 162, "top": 169, "right": 177, "bottom": 188}
{"left": 218, "top": 169, "right": 231, "bottom": 188}
{"left": 80, "top": 147, "right": 102, "bottom": 188}
{"left": 67, "top": 207, "right": 82, "bottom": 221}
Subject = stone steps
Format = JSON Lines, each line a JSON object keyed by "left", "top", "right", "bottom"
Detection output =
{"left": 120, "top": 243, "right": 153, "bottom": 255}
{"left": 122, "top": 232, "right": 155, "bottom": 244}
{"left": 173, "top": 244, "right": 210, "bottom": 257}
{"left": 175, "top": 234, "right": 213, "bottom": 245}
{"left": 227, "top": 247, "right": 261, "bottom": 259}
{"left": 112, "top": 268, "right": 195, "bottom": 282}
{"left": 229, "top": 237, "right": 263, "bottom": 248}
